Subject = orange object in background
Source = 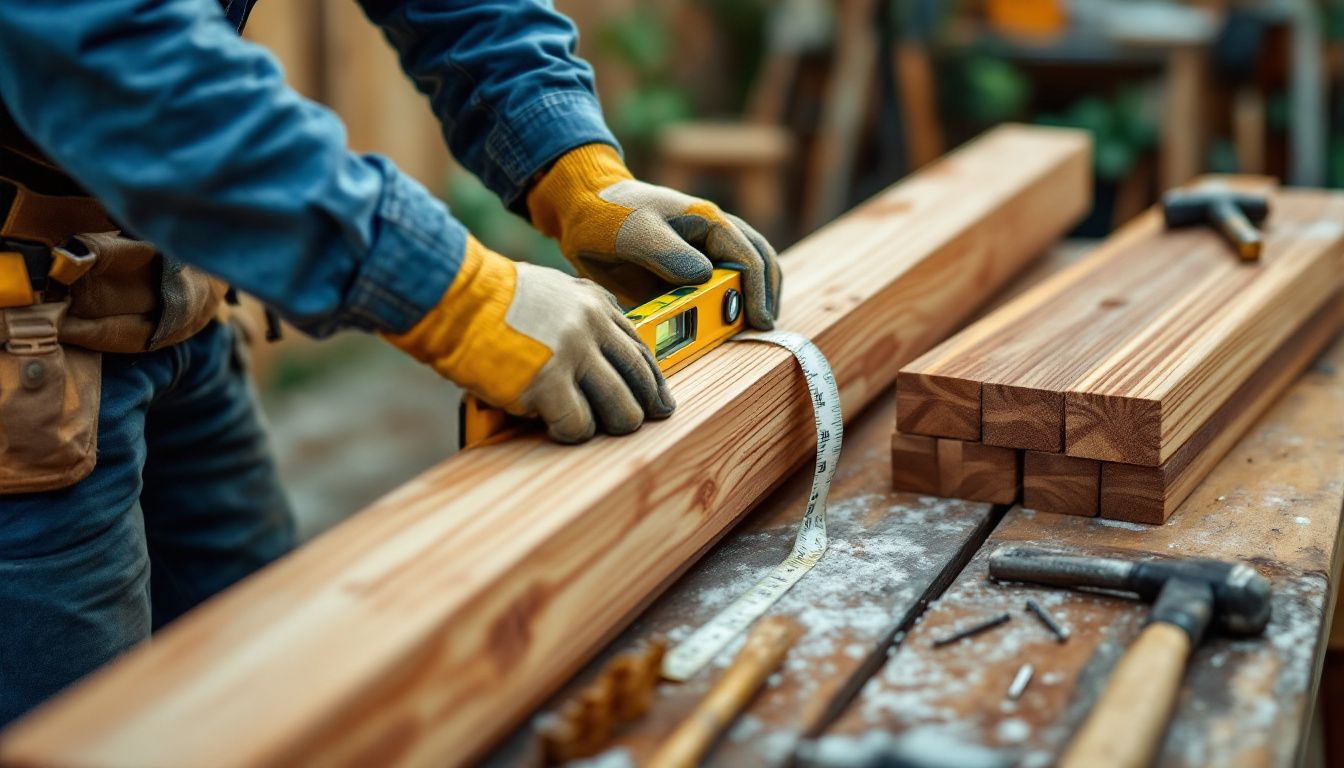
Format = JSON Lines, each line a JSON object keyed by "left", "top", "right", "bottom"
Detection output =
{"left": 986, "top": 0, "right": 1068, "bottom": 39}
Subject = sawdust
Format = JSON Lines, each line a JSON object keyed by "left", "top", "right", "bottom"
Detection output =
{"left": 801, "top": 727, "right": 1011, "bottom": 768}
{"left": 994, "top": 718, "right": 1030, "bottom": 743}
{"left": 672, "top": 493, "right": 977, "bottom": 674}
{"left": 567, "top": 748, "right": 634, "bottom": 768}
{"left": 1091, "top": 518, "right": 1150, "bottom": 532}
{"left": 658, "top": 491, "right": 984, "bottom": 755}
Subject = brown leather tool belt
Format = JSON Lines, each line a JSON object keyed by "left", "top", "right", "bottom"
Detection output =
{"left": 0, "top": 151, "right": 226, "bottom": 493}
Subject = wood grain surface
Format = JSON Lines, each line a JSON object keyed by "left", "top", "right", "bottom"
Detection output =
{"left": 897, "top": 209, "right": 1230, "bottom": 451}
{"left": 827, "top": 334, "right": 1344, "bottom": 768}
{"left": 1023, "top": 451, "right": 1100, "bottom": 517}
{"left": 1065, "top": 188, "right": 1344, "bottom": 465}
{"left": 939, "top": 440, "right": 1021, "bottom": 505}
{"left": 890, "top": 432, "right": 941, "bottom": 496}
{"left": 0, "top": 126, "right": 1091, "bottom": 768}
{"left": 890, "top": 435, "right": 1020, "bottom": 505}
{"left": 1100, "top": 295, "right": 1344, "bottom": 523}
{"left": 898, "top": 179, "right": 1344, "bottom": 467}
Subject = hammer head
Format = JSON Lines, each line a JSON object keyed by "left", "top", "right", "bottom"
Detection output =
{"left": 1162, "top": 190, "right": 1270, "bottom": 228}
{"left": 988, "top": 546, "right": 1271, "bottom": 638}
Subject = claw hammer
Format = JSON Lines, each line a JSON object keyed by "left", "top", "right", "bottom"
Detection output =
{"left": 989, "top": 546, "right": 1271, "bottom": 768}
{"left": 1162, "top": 189, "right": 1270, "bottom": 261}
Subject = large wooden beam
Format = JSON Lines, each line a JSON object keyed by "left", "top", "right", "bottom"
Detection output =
{"left": 0, "top": 125, "right": 1090, "bottom": 768}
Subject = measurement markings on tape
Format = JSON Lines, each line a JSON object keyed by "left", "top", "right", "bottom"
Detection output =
{"left": 661, "top": 330, "right": 844, "bottom": 682}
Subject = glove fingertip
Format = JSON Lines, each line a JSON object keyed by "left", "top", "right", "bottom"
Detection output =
{"left": 664, "top": 252, "right": 713, "bottom": 285}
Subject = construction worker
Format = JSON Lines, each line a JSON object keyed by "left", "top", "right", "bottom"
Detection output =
{"left": 0, "top": 0, "right": 781, "bottom": 726}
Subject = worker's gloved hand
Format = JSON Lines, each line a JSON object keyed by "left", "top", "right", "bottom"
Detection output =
{"left": 527, "top": 143, "right": 782, "bottom": 330}
{"left": 385, "top": 237, "right": 674, "bottom": 443}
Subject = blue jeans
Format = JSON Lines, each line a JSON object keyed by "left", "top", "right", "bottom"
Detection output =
{"left": 0, "top": 321, "right": 295, "bottom": 727}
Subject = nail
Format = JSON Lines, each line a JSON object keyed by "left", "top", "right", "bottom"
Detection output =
{"left": 1026, "top": 599, "right": 1069, "bottom": 643}
{"left": 931, "top": 613, "right": 1012, "bottom": 647}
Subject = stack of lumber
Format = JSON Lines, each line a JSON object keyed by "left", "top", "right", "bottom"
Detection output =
{"left": 892, "top": 178, "right": 1344, "bottom": 523}
{"left": 0, "top": 125, "right": 1090, "bottom": 768}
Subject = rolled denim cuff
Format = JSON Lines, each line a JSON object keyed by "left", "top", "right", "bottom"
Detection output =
{"left": 339, "top": 162, "right": 466, "bottom": 335}
{"left": 480, "top": 90, "right": 620, "bottom": 211}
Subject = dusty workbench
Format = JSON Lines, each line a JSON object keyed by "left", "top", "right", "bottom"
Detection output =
{"left": 486, "top": 251, "right": 1344, "bottom": 767}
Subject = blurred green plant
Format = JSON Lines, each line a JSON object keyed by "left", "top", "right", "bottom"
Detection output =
{"left": 442, "top": 171, "right": 568, "bottom": 272}
{"left": 956, "top": 55, "right": 1032, "bottom": 125}
{"left": 1036, "top": 89, "right": 1157, "bottom": 182}
{"left": 598, "top": 8, "right": 693, "bottom": 155}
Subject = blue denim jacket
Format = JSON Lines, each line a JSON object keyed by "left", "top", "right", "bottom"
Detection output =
{"left": 0, "top": 0, "right": 617, "bottom": 336}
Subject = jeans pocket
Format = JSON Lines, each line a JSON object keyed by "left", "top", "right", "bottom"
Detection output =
{"left": 0, "top": 335, "right": 101, "bottom": 494}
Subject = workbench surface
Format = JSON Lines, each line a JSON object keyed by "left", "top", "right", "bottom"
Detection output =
{"left": 488, "top": 271, "right": 1344, "bottom": 767}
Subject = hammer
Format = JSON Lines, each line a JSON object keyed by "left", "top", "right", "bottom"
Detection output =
{"left": 989, "top": 546, "right": 1271, "bottom": 768}
{"left": 1162, "top": 189, "right": 1270, "bottom": 261}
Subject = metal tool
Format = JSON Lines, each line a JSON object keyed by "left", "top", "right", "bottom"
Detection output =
{"left": 460, "top": 268, "right": 746, "bottom": 448}
{"left": 649, "top": 617, "right": 800, "bottom": 768}
{"left": 1025, "top": 598, "right": 1069, "bottom": 642}
{"left": 989, "top": 545, "right": 1271, "bottom": 768}
{"left": 1162, "top": 189, "right": 1270, "bottom": 261}
{"left": 931, "top": 612, "right": 1012, "bottom": 648}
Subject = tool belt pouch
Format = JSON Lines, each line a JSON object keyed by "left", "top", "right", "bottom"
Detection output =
{"left": 61, "top": 233, "right": 224, "bottom": 354}
{"left": 0, "top": 301, "right": 100, "bottom": 493}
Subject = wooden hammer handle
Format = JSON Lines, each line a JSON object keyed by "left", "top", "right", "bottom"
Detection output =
{"left": 1060, "top": 622, "right": 1192, "bottom": 768}
{"left": 648, "top": 617, "right": 801, "bottom": 768}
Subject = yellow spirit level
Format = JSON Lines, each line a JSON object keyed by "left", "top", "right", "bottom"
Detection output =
{"left": 460, "top": 268, "right": 745, "bottom": 448}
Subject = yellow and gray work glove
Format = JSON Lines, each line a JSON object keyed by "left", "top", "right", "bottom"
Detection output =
{"left": 385, "top": 237, "right": 674, "bottom": 443}
{"left": 527, "top": 143, "right": 782, "bottom": 329}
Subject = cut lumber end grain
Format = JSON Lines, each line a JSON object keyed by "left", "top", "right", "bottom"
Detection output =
{"left": 892, "top": 432, "right": 942, "bottom": 496}
{"left": 0, "top": 125, "right": 1092, "bottom": 768}
{"left": 1061, "top": 392, "right": 1163, "bottom": 465}
{"left": 1098, "top": 462, "right": 1169, "bottom": 524}
{"left": 1023, "top": 451, "right": 1101, "bottom": 517}
{"left": 982, "top": 384, "right": 1065, "bottom": 452}
{"left": 894, "top": 371, "right": 981, "bottom": 440}
{"left": 937, "top": 439, "right": 1021, "bottom": 505}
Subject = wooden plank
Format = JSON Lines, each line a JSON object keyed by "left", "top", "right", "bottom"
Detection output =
{"left": 890, "top": 435, "right": 1019, "bottom": 505}
{"left": 0, "top": 126, "right": 1091, "bottom": 768}
{"left": 937, "top": 439, "right": 1020, "bottom": 505}
{"left": 896, "top": 208, "right": 1228, "bottom": 449}
{"left": 1064, "top": 188, "right": 1344, "bottom": 465}
{"left": 825, "top": 334, "right": 1344, "bottom": 767}
{"left": 500, "top": 241, "right": 1091, "bottom": 765}
{"left": 486, "top": 390, "right": 1001, "bottom": 767}
{"left": 1099, "top": 295, "right": 1344, "bottom": 523}
{"left": 1023, "top": 451, "right": 1100, "bottom": 517}
{"left": 891, "top": 432, "right": 941, "bottom": 496}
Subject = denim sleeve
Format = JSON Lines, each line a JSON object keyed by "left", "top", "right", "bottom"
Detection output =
{"left": 358, "top": 0, "right": 620, "bottom": 210}
{"left": 0, "top": 0, "right": 464, "bottom": 337}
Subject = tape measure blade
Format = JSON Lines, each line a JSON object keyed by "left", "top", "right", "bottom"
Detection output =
{"left": 661, "top": 330, "right": 842, "bottom": 682}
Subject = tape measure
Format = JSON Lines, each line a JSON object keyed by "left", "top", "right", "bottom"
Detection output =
{"left": 661, "top": 330, "right": 843, "bottom": 682}
{"left": 460, "top": 268, "right": 747, "bottom": 448}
